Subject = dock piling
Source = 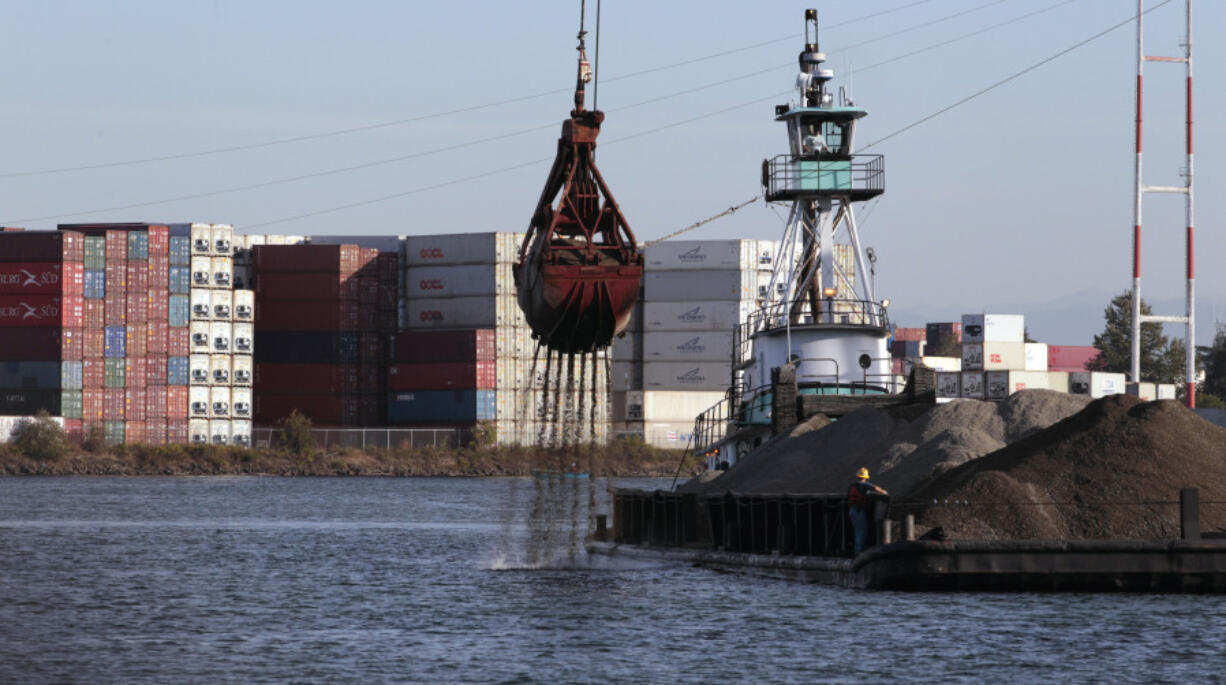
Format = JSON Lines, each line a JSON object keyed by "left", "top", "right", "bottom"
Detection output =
{"left": 880, "top": 519, "right": 892, "bottom": 545}
{"left": 904, "top": 514, "right": 915, "bottom": 542}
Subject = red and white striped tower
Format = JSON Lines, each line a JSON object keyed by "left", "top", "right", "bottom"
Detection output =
{"left": 1131, "top": 0, "right": 1195, "bottom": 407}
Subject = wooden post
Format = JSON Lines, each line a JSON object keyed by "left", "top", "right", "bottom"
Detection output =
{"left": 904, "top": 514, "right": 915, "bottom": 542}
{"left": 879, "top": 519, "right": 892, "bottom": 545}
{"left": 1180, "top": 487, "right": 1201, "bottom": 541}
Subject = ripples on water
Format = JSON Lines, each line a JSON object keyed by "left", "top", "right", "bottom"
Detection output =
{"left": 2, "top": 477, "right": 1225, "bottom": 683}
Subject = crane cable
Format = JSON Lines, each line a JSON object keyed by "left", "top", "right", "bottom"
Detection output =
{"left": 644, "top": 195, "right": 762, "bottom": 247}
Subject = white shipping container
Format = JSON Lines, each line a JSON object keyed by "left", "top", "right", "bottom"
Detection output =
{"left": 403, "top": 295, "right": 522, "bottom": 329}
{"left": 611, "top": 391, "right": 643, "bottom": 422}
{"left": 209, "top": 354, "right": 231, "bottom": 385}
{"left": 962, "top": 342, "right": 1026, "bottom": 371}
{"left": 190, "top": 224, "right": 212, "bottom": 256}
{"left": 1126, "top": 382, "right": 1157, "bottom": 401}
{"left": 643, "top": 330, "right": 735, "bottom": 362}
{"left": 210, "top": 257, "right": 233, "bottom": 289}
{"left": 1157, "top": 384, "right": 1177, "bottom": 400}
{"left": 643, "top": 270, "right": 759, "bottom": 302}
{"left": 308, "top": 234, "right": 403, "bottom": 253}
{"left": 985, "top": 371, "right": 1049, "bottom": 400}
{"left": 960, "top": 372, "right": 985, "bottom": 399}
{"left": 641, "top": 420, "right": 697, "bottom": 449}
{"left": 190, "top": 256, "right": 212, "bottom": 288}
{"left": 643, "top": 239, "right": 759, "bottom": 271}
{"left": 961, "top": 314, "right": 1025, "bottom": 344}
{"left": 189, "top": 321, "right": 211, "bottom": 351}
{"left": 209, "top": 321, "right": 231, "bottom": 353}
{"left": 210, "top": 386, "right": 231, "bottom": 418}
{"left": 403, "top": 263, "right": 515, "bottom": 298}
{"left": 643, "top": 362, "right": 732, "bottom": 391}
{"left": 189, "top": 354, "right": 210, "bottom": 386}
{"left": 190, "top": 289, "right": 211, "bottom": 321}
{"left": 231, "top": 387, "right": 253, "bottom": 418}
{"left": 1024, "top": 343, "right": 1048, "bottom": 371}
{"left": 644, "top": 300, "right": 754, "bottom": 332}
{"left": 641, "top": 391, "right": 727, "bottom": 421}
{"left": 232, "top": 355, "right": 253, "bottom": 386}
{"left": 265, "top": 234, "right": 306, "bottom": 246}
{"left": 1069, "top": 372, "right": 1125, "bottom": 398}
{"left": 189, "top": 386, "right": 210, "bottom": 418}
{"left": 611, "top": 361, "right": 640, "bottom": 392}
{"left": 231, "top": 419, "right": 253, "bottom": 447}
{"left": 210, "top": 290, "right": 233, "bottom": 321}
{"left": 189, "top": 418, "right": 210, "bottom": 444}
{"left": 1047, "top": 371, "right": 1070, "bottom": 393}
{"left": 210, "top": 224, "right": 233, "bottom": 256}
{"left": 922, "top": 356, "right": 962, "bottom": 372}
{"left": 232, "top": 323, "right": 254, "bottom": 354}
{"left": 233, "top": 290, "right": 254, "bottom": 321}
{"left": 0, "top": 415, "right": 65, "bottom": 441}
{"left": 612, "top": 332, "right": 640, "bottom": 361}
{"left": 936, "top": 371, "right": 961, "bottom": 399}
{"left": 209, "top": 419, "right": 231, "bottom": 446}
{"left": 403, "top": 232, "right": 521, "bottom": 266}
{"left": 495, "top": 325, "right": 534, "bottom": 359}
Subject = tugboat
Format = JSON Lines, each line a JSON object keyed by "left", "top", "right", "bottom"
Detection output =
{"left": 692, "top": 9, "right": 928, "bottom": 469}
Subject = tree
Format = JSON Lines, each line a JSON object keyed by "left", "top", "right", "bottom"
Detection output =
{"left": 278, "top": 410, "right": 316, "bottom": 457}
{"left": 11, "top": 410, "right": 71, "bottom": 461}
{"left": 1199, "top": 324, "right": 1226, "bottom": 399}
{"left": 1089, "top": 291, "right": 1170, "bottom": 377}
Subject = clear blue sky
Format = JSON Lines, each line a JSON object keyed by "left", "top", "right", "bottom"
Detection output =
{"left": 0, "top": 1, "right": 1221, "bottom": 344}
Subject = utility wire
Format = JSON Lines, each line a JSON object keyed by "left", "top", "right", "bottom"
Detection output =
{"left": 0, "top": 0, "right": 941, "bottom": 179}
{"left": 858, "top": 0, "right": 1172, "bottom": 151}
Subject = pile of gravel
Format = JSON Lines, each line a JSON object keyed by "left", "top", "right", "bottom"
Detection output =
{"left": 905, "top": 394, "right": 1226, "bottom": 540}
{"left": 684, "top": 390, "right": 1091, "bottom": 499}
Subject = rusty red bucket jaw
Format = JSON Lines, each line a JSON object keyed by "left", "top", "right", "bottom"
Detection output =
{"left": 516, "top": 258, "right": 642, "bottom": 355}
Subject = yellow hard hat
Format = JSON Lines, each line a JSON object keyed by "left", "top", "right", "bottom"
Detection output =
{"left": 856, "top": 467, "right": 870, "bottom": 480}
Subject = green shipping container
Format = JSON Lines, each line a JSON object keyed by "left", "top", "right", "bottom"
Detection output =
{"left": 104, "top": 420, "right": 125, "bottom": 446}
{"left": 84, "top": 236, "right": 107, "bottom": 270}
{"left": 104, "top": 358, "right": 126, "bottom": 388}
{"left": 60, "top": 390, "right": 83, "bottom": 419}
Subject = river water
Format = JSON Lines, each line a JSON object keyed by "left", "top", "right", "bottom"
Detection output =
{"left": 2, "top": 477, "right": 1224, "bottom": 683}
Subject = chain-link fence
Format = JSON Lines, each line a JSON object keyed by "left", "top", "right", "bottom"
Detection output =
{"left": 252, "top": 426, "right": 473, "bottom": 450}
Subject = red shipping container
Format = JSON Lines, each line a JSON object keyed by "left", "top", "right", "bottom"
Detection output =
{"left": 0, "top": 294, "right": 83, "bottom": 328}
{"left": 104, "top": 291, "right": 126, "bottom": 326}
{"left": 125, "top": 356, "right": 147, "bottom": 388}
{"left": 255, "top": 393, "right": 358, "bottom": 426}
{"left": 146, "top": 385, "right": 167, "bottom": 419}
{"left": 0, "top": 262, "right": 84, "bottom": 295}
{"left": 125, "top": 262, "right": 148, "bottom": 292}
{"left": 105, "top": 231, "right": 127, "bottom": 263}
{"left": 125, "top": 420, "right": 146, "bottom": 445}
{"left": 376, "top": 252, "right": 398, "bottom": 280}
{"left": 63, "top": 418, "right": 84, "bottom": 444}
{"left": 126, "top": 324, "right": 148, "bottom": 359}
{"left": 377, "top": 309, "right": 397, "bottom": 332}
{"left": 148, "top": 258, "right": 169, "bottom": 289}
{"left": 146, "top": 354, "right": 168, "bottom": 385}
{"left": 254, "top": 363, "right": 359, "bottom": 393}
{"left": 147, "top": 321, "right": 168, "bottom": 354}
{"left": 126, "top": 293, "right": 148, "bottom": 324}
{"left": 253, "top": 273, "right": 358, "bottom": 301}
{"left": 253, "top": 244, "right": 361, "bottom": 275}
{"left": 168, "top": 326, "right": 189, "bottom": 357}
{"left": 147, "top": 225, "right": 169, "bottom": 255}
{"left": 84, "top": 299, "right": 105, "bottom": 329}
{"left": 105, "top": 264, "right": 126, "bottom": 293}
{"left": 359, "top": 365, "right": 380, "bottom": 390}
{"left": 359, "top": 333, "right": 384, "bottom": 363}
{"left": 0, "top": 327, "right": 84, "bottom": 361}
{"left": 83, "top": 389, "right": 104, "bottom": 423}
{"left": 147, "top": 290, "right": 169, "bottom": 322}
{"left": 1048, "top": 345, "right": 1101, "bottom": 372}
{"left": 145, "top": 418, "right": 167, "bottom": 445}
{"left": 83, "top": 328, "right": 104, "bottom": 358}
{"left": 0, "top": 231, "right": 84, "bottom": 262}
{"left": 388, "top": 362, "right": 496, "bottom": 390}
{"left": 126, "top": 388, "right": 147, "bottom": 421}
{"left": 254, "top": 300, "right": 360, "bottom": 331}
{"left": 893, "top": 327, "right": 926, "bottom": 342}
{"left": 167, "top": 418, "right": 188, "bottom": 444}
{"left": 358, "top": 301, "right": 377, "bottom": 331}
{"left": 391, "top": 329, "right": 496, "bottom": 363}
{"left": 103, "top": 388, "right": 125, "bottom": 420}
{"left": 358, "top": 394, "right": 382, "bottom": 426}
{"left": 167, "top": 386, "right": 188, "bottom": 418}
{"left": 358, "top": 276, "right": 378, "bottom": 304}
{"left": 83, "top": 358, "right": 105, "bottom": 388}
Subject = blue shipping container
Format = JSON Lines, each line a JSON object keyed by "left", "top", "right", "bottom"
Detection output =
{"left": 168, "top": 266, "right": 191, "bottom": 294}
{"left": 60, "top": 361, "right": 83, "bottom": 390}
{"left": 169, "top": 295, "right": 190, "bottom": 327}
{"left": 167, "top": 357, "right": 190, "bottom": 386}
{"left": 169, "top": 236, "right": 191, "bottom": 266}
{"left": 104, "top": 326, "right": 127, "bottom": 358}
{"left": 387, "top": 390, "right": 496, "bottom": 423}
{"left": 83, "top": 270, "right": 106, "bottom": 299}
{"left": 127, "top": 231, "right": 149, "bottom": 260}
{"left": 0, "top": 361, "right": 62, "bottom": 389}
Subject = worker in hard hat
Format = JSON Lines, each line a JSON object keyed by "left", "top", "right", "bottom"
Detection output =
{"left": 848, "top": 467, "right": 889, "bottom": 555}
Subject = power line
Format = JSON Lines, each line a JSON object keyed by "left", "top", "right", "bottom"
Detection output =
{"left": 858, "top": 0, "right": 1173, "bottom": 152}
